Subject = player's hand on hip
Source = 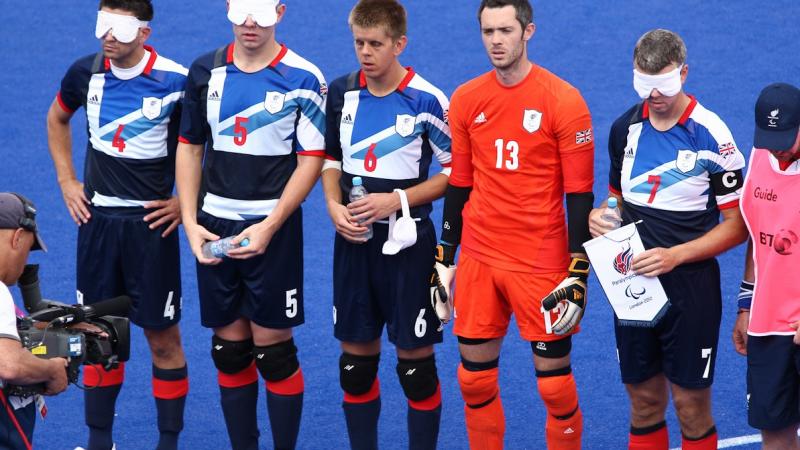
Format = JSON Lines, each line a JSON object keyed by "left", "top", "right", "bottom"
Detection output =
{"left": 542, "top": 257, "right": 591, "bottom": 335}
{"left": 143, "top": 196, "right": 182, "bottom": 237}
{"left": 347, "top": 191, "right": 401, "bottom": 226}
{"left": 632, "top": 247, "right": 679, "bottom": 277}
{"left": 789, "top": 321, "right": 800, "bottom": 346}
{"left": 59, "top": 178, "right": 91, "bottom": 225}
{"left": 326, "top": 200, "right": 369, "bottom": 244}
{"left": 185, "top": 222, "right": 222, "bottom": 265}
{"left": 732, "top": 311, "right": 749, "bottom": 356}
{"left": 430, "top": 244, "right": 457, "bottom": 325}
{"left": 588, "top": 207, "right": 615, "bottom": 238}
{"left": 44, "top": 357, "right": 69, "bottom": 396}
{"left": 227, "top": 220, "right": 276, "bottom": 260}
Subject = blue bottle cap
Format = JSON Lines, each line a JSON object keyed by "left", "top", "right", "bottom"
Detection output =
{"left": 352, "top": 176, "right": 363, "bottom": 186}
{"left": 240, "top": 238, "right": 250, "bottom": 247}
{"left": 608, "top": 197, "right": 618, "bottom": 208}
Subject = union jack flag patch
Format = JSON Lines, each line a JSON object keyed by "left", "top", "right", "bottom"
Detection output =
{"left": 718, "top": 142, "right": 736, "bottom": 157}
{"left": 576, "top": 129, "right": 593, "bottom": 144}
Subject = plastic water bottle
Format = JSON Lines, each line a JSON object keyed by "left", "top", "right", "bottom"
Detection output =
{"left": 601, "top": 197, "right": 623, "bottom": 230}
{"left": 349, "top": 177, "right": 373, "bottom": 240}
{"left": 202, "top": 236, "right": 250, "bottom": 259}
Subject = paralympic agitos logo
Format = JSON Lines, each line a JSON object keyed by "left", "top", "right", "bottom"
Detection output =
{"left": 625, "top": 285, "right": 646, "bottom": 300}
{"left": 613, "top": 245, "right": 634, "bottom": 275}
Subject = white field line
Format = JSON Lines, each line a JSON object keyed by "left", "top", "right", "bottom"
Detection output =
{"left": 669, "top": 433, "right": 762, "bottom": 450}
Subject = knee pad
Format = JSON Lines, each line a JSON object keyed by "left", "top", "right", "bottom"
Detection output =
{"left": 253, "top": 338, "right": 299, "bottom": 382}
{"left": 531, "top": 335, "right": 572, "bottom": 358}
{"left": 457, "top": 359, "right": 499, "bottom": 408}
{"left": 211, "top": 335, "right": 254, "bottom": 374}
{"left": 396, "top": 354, "right": 439, "bottom": 402}
{"left": 339, "top": 352, "right": 380, "bottom": 396}
{"left": 536, "top": 366, "right": 578, "bottom": 419}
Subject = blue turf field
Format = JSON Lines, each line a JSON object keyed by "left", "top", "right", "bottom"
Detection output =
{"left": 2, "top": 1, "right": 799, "bottom": 449}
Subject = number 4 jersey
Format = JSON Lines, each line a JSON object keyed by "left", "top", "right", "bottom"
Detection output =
{"left": 608, "top": 97, "right": 745, "bottom": 250}
{"left": 57, "top": 46, "right": 187, "bottom": 207}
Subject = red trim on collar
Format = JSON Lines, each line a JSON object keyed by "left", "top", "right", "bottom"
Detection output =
{"left": 269, "top": 44, "right": 288, "bottom": 68}
{"left": 677, "top": 95, "right": 697, "bottom": 125}
{"left": 641, "top": 95, "right": 697, "bottom": 126}
{"left": 718, "top": 200, "right": 739, "bottom": 210}
{"left": 143, "top": 45, "right": 158, "bottom": 75}
{"left": 104, "top": 58, "right": 111, "bottom": 71}
{"left": 226, "top": 43, "right": 235, "bottom": 64}
{"left": 358, "top": 67, "right": 416, "bottom": 92}
{"left": 396, "top": 67, "right": 415, "bottom": 92}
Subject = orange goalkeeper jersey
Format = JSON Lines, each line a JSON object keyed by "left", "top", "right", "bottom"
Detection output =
{"left": 449, "top": 64, "right": 594, "bottom": 273}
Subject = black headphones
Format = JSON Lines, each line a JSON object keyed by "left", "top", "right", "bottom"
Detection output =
{"left": 11, "top": 193, "right": 37, "bottom": 233}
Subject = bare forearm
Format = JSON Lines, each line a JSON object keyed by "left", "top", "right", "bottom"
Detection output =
{"left": 175, "top": 143, "right": 204, "bottom": 226}
{"left": 404, "top": 173, "right": 449, "bottom": 208}
{"left": 0, "top": 344, "right": 58, "bottom": 385}
{"left": 46, "top": 104, "right": 77, "bottom": 184}
{"left": 743, "top": 239, "right": 755, "bottom": 282}
{"left": 671, "top": 210, "right": 748, "bottom": 265}
{"left": 269, "top": 156, "right": 324, "bottom": 227}
{"left": 321, "top": 167, "right": 343, "bottom": 206}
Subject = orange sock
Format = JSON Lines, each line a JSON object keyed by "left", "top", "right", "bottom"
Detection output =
{"left": 536, "top": 369, "right": 582, "bottom": 450}
{"left": 458, "top": 364, "right": 504, "bottom": 450}
{"left": 682, "top": 427, "right": 717, "bottom": 450}
{"left": 629, "top": 421, "right": 668, "bottom": 450}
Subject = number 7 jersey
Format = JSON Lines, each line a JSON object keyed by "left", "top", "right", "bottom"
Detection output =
{"left": 608, "top": 97, "right": 745, "bottom": 250}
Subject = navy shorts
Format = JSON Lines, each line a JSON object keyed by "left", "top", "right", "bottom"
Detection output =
{"left": 0, "top": 395, "right": 35, "bottom": 450}
{"left": 77, "top": 206, "right": 181, "bottom": 330}
{"left": 333, "top": 218, "right": 442, "bottom": 350}
{"left": 196, "top": 209, "right": 303, "bottom": 329}
{"left": 614, "top": 259, "right": 721, "bottom": 388}
{"left": 747, "top": 335, "right": 800, "bottom": 430}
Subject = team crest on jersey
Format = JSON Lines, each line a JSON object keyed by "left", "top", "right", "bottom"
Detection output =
{"left": 395, "top": 114, "right": 416, "bottom": 138}
{"left": 676, "top": 149, "right": 697, "bottom": 173}
{"left": 142, "top": 97, "right": 162, "bottom": 120}
{"left": 264, "top": 91, "right": 286, "bottom": 114}
{"left": 523, "top": 109, "right": 542, "bottom": 133}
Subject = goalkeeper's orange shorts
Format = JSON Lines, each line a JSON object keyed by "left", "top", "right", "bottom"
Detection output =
{"left": 452, "top": 253, "right": 574, "bottom": 342}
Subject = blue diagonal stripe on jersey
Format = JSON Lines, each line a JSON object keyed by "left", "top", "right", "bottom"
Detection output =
{"left": 350, "top": 123, "right": 424, "bottom": 160}
{"left": 100, "top": 102, "right": 176, "bottom": 142}
{"left": 219, "top": 98, "right": 325, "bottom": 138}
{"left": 426, "top": 122, "right": 451, "bottom": 152}
{"left": 631, "top": 158, "right": 728, "bottom": 196}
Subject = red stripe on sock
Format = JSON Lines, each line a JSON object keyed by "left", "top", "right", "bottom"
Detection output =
{"left": 83, "top": 363, "right": 125, "bottom": 388}
{"left": 344, "top": 378, "right": 380, "bottom": 404}
{"left": 153, "top": 377, "right": 189, "bottom": 400}
{"left": 682, "top": 431, "right": 717, "bottom": 450}
{"left": 265, "top": 369, "right": 304, "bottom": 396}
{"left": 408, "top": 383, "right": 441, "bottom": 411}
{"left": 218, "top": 362, "right": 258, "bottom": 388}
{"left": 629, "top": 425, "right": 668, "bottom": 450}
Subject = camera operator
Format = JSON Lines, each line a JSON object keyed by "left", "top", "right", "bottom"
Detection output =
{"left": 0, "top": 193, "right": 68, "bottom": 450}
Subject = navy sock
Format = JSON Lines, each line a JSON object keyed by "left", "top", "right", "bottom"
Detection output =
{"left": 153, "top": 365, "right": 188, "bottom": 450}
{"left": 219, "top": 365, "right": 260, "bottom": 450}
{"left": 343, "top": 397, "right": 381, "bottom": 450}
{"left": 408, "top": 404, "right": 442, "bottom": 450}
{"left": 265, "top": 369, "right": 304, "bottom": 450}
{"left": 85, "top": 384, "right": 122, "bottom": 450}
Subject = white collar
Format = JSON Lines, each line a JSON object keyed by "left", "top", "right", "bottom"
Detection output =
{"left": 110, "top": 49, "right": 151, "bottom": 80}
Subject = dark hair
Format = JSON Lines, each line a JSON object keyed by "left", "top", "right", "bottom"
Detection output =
{"left": 98, "top": 0, "right": 154, "bottom": 21}
{"left": 633, "top": 29, "right": 687, "bottom": 73}
{"left": 349, "top": 0, "right": 407, "bottom": 40}
{"left": 477, "top": 0, "right": 533, "bottom": 31}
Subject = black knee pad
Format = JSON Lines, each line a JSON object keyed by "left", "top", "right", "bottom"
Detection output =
{"left": 253, "top": 338, "right": 299, "bottom": 382}
{"left": 339, "top": 352, "right": 380, "bottom": 396}
{"left": 396, "top": 354, "right": 439, "bottom": 402}
{"left": 531, "top": 335, "right": 572, "bottom": 358}
{"left": 211, "top": 335, "right": 254, "bottom": 374}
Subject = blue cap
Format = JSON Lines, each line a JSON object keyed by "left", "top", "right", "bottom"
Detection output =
{"left": 352, "top": 177, "right": 363, "bottom": 186}
{"left": 754, "top": 82, "right": 800, "bottom": 152}
{"left": 608, "top": 197, "right": 618, "bottom": 208}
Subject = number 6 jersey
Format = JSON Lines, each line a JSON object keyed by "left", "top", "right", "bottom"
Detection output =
{"left": 57, "top": 46, "right": 187, "bottom": 207}
{"left": 608, "top": 97, "right": 745, "bottom": 250}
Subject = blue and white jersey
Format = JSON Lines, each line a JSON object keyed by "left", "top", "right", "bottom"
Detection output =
{"left": 325, "top": 69, "right": 451, "bottom": 219}
{"left": 608, "top": 97, "right": 745, "bottom": 249}
{"left": 180, "top": 44, "right": 326, "bottom": 221}
{"left": 57, "top": 47, "right": 187, "bottom": 208}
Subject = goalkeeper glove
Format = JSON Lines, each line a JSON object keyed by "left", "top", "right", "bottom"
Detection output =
{"left": 430, "top": 243, "right": 456, "bottom": 324}
{"left": 542, "top": 257, "right": 591, "bottom": 335}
